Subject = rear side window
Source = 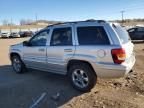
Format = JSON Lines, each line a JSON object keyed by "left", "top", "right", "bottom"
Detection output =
{"left": 113, "top": 24, "right": 130, "bottom": 44}
{"left": 77, "top": 26, "right": 110, "bottom": 45}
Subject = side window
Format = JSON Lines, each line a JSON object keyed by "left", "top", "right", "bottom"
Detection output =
{"left": 29, "top": 30, "right": 49, "bottom": 46}
{"left": 77, "top": 26, "right": 110, "bottom": 45}
{"left": 50, "top": 27, "right": 72, "bottom": 46}
{"left": 137, "top": 27, "right": 144, "bottom": 32}
{"left": 128, "top": 28, "right": 135, "bottom": 33}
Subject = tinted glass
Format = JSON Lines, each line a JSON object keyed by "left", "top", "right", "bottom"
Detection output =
{"left": 50, "top": 27, "right": 72, "bottom": 46}
{"left": 77, "top": 26, "right": 110, "bottom": 45}
{"left": 29, "top": 30, "right": 49, "bottom": 46}
{"left": 128, "top": 28, "right": 135, "bottom": 33}
{"left": 137, "top": 27, "right": 144, "bottom": 32}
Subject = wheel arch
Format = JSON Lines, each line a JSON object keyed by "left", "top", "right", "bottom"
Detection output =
{"left": 67, "top": 59, "right": 97, "bottom": 76}
{"left": 10, "top": 52, "right": 21, "bottom": 61}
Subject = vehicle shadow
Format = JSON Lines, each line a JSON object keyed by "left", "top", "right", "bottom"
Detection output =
{"left": 0, "top": 65, "right": 82, "bottom": 108}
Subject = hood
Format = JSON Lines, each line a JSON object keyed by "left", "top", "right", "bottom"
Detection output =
{"left": 11, "top": 42, "right": 23, "bottom": 47}
{"left": 10, "top": 42, "right": 23, "bottom": 49}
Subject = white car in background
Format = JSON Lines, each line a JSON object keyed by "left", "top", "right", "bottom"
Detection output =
{"left": 9, "top": 32, "right": 20, "bottom": 38}
{"left": 1, "top": 32, "right": 10, "bottom": 38}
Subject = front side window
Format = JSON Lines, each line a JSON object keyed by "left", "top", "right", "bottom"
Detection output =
{"left": 77, "top": 26, "right": 110, "bottom": 45}
{"left": 29, "top": 30, "right": 49, "bottom": 46}
{"left": 50, "top": 27, "right": 72, "bottom": 46}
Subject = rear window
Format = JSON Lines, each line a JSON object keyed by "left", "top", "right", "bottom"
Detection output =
{"left": 77, "top": 26, "right": 110, "bottom": 45}
{"left": 113, "top": 24, "right": 130, "bottom": 44}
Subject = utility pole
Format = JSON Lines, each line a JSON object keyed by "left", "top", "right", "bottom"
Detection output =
{"left": 11, "top": 18, "right": 13, "bottom": 25}
{"left": 35, "top": 13, "right": 38, "bottom": 31}
{"left": 121, "top": 11, "right": 125, "bottom": 23}
{"left": 35, "top": 13, "right": 38, "bottom": 22}
{"left": 10, "top": 18, "right": 13, "bottom": 34}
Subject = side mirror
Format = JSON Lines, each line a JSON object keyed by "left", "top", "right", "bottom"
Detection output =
{"left": 23, "top": 41, "right": 30, "bottom": 46}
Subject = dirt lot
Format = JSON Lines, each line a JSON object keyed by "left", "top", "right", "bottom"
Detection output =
{"left": 0, "top": 38, "right": 144, "bottom": 108}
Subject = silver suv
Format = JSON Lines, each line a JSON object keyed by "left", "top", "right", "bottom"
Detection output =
{"left": 9, "top": 20, "right": 135, "bottom": 92}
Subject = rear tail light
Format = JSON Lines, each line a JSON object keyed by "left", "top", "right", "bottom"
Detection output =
{"left": 111, "top": 48, "right": 126, "bottom": 64}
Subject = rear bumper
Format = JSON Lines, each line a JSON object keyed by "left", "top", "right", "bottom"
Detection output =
{"left": 92, "top": 55, "right": 136, "bottom": 78}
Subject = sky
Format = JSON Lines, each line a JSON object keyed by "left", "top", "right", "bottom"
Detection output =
{"left": 0, "top": 0, "right": 144, "bottom": 25}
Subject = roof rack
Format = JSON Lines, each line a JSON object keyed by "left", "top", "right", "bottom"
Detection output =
{"left": 85, "top": 19, "right": 106, "bottom": 23}
{"left": 47, "top": 20, "right": 106, "bottom": 27}
{"left": 97, "top": 20, "right": 106, "bottom": 23}
{"left": 47, "top": 22, "right": 65, "bottom": 26}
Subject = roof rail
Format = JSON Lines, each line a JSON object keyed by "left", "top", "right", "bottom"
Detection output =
{"left": 46, "top": 20, "right": 106, "bottom": 27}
{"left": 85, "top": 19, "right": 106, "bottom": 23}
{"left": 47, "top": 22, "right": 65, "bottom": 27}
{"left": 85, "top": 19, "right": 96, "bottom": 21}
{"left": 97, "top": 20, "right": 106, "bottom": 23}
{"left": 47, "top": 21, "right": 77, "bottom": 27}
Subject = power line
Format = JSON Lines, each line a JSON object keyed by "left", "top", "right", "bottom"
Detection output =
{"left": 125, "top": 7, "right": 144, "bottom": 11}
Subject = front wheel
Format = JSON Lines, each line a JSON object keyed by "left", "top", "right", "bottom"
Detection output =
{"left": 11, "top": 55, "right": 26, "bottom": 73}
{"left": 69, "top": 62, "right": 97, "bottom": 92}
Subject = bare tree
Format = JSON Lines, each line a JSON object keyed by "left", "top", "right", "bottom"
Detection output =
{"left": 2, "top": 19, "right": 9, "bottom": 26}
{"left": 20, "top": 19, "right": 26, "bottom": 25}
{"left": 20, "top": 19, "right": 34, "bottom": 25}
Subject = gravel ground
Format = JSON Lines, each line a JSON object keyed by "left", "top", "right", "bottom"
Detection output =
{"left": 0, "top": 38, "right": 144, "bottom": 108}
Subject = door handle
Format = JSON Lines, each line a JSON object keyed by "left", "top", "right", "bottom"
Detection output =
{"left": 38, "top": 48, "right": 45, "bottom": 52}
{"left": 64, "top": 49, "right": 73, "bottom": 52}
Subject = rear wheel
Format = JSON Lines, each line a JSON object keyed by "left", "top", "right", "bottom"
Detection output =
{"left": 69, "top": 62, "right": 97, "bottom": 92}
{"left": 11, "top": 55, "right": 26, "bottom": 73}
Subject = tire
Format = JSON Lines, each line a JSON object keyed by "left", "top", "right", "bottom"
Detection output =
{"left": 68, "top": 62, "right": 97, "bottom": 92}
{"left": 11, "top": 55, "right": 26, "bottom": 73}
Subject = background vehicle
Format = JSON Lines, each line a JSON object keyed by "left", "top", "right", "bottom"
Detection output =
{"left": 127, "top": 27, "right": 144, "bottom": 40}
{"left": 9, "top": 20, "right": 135, "bottom": 92}
{"left": 1, "top": 32, "right": 10, "bottom": 38}
{"left": 19, "top": 31, "right": 34, "bottom": 37}
{"left": 9, "top": 32, "right": 20, "bottom": 38}
{"left": 0, "top": 30, "right": 1, "bottom": 38}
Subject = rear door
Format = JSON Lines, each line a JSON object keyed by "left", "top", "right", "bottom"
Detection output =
{"left": 46, "top": 25, "right": 75, "bottom": 74}
{"left": 74, "top": 23, "right": 114, "bottom": 64}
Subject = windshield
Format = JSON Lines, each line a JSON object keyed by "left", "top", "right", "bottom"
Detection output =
{"left": 112, "top": 24, "right": 130, "bottom": 44}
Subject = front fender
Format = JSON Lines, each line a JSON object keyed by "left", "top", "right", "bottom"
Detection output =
{"left": 10, "top": 49, "right": 23, "bottom": 60}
